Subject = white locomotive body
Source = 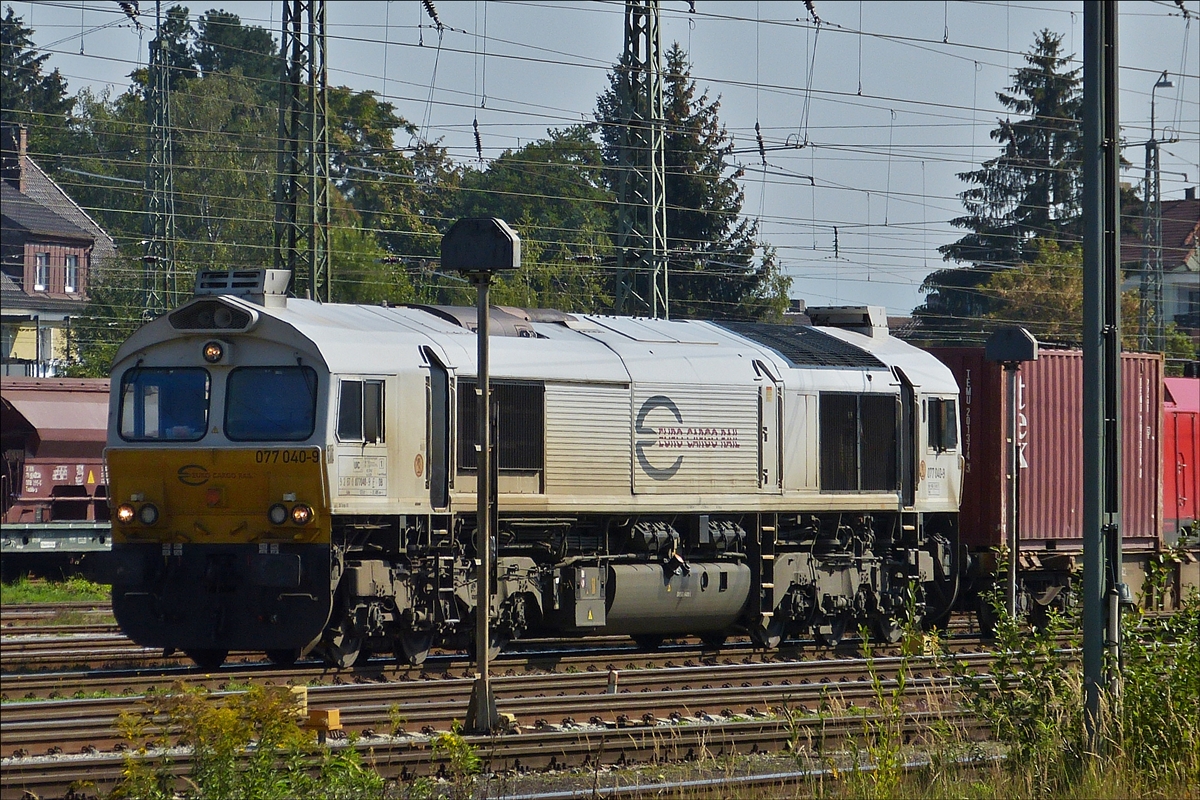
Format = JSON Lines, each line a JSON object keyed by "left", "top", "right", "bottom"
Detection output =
{"left": 105, "top": 270, "right": 962, "bottom": 667}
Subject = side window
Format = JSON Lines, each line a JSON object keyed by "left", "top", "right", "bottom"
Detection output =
{"left": 338, "top": 379, "right": 384, "bottom": 443}
{"left": 928, "top": 398, "right": 958, "bottom": 452}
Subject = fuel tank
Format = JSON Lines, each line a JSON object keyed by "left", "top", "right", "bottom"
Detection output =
{"left": 602, "top": 562, "right": 751, "bottom": 635}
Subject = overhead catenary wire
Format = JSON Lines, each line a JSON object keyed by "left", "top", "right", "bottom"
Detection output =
{"left": 8, "top": 2, "right": 1197, "bottom": 327}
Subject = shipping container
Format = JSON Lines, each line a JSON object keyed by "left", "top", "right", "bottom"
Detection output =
{"left": 1163, "top": 377, "right": 1199, "bottom": 543}
{"left": 927, "top": 349, "right": 1163, "bottom": 552}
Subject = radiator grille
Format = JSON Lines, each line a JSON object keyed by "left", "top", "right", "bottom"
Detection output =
{"left": 819, "top": 393, "right": 898, "bottom": 492}
{"left": 458, "top": 380, "right": 544, "bottom": 471}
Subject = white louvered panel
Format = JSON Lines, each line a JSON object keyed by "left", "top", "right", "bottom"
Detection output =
{"left": 783, "top": 393, "right": 818, "bottom": 490}
{"left": 545, "top": 384, "right": 632, "bottom": 495}
{"left": 632, "top": 383, "right": 759, "bottom": 495}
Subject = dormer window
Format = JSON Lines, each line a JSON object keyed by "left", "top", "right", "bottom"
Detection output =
{"left": 65, "top": 255, "right": 78, "bottom": 293}
{"left": 34, "top": 252, "right": 49, "bottom": 291}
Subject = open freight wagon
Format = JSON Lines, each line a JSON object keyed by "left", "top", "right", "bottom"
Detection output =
{"left": 928, "top": 349, "right": 1198, "bottom": 615}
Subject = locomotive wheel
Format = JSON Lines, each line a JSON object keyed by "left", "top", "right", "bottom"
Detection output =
{"left": 815, "top": 616, "right": 848, "bottom": 647}
{"left": 319, "top": 622, "right": 363, "bottom": 669}
{"left": 870, "top": 614, "right": 904, "bottom": 644}
{"left": 632, "top": 635, "right": 665, "bottom": 651}
{"left": 488, "top": 635, "right": 509, "bottom": 661}
{"left": 397, "top": 632, "right": 433, "bottom": 666}
{"left": 265, "top": 648, "right": 300, "bottom": 667}
{"left": 186, "top": 648, "right": 228, "bottom": 670}
{"left": 750, "top": 616, "right": 784, "bottom": 649}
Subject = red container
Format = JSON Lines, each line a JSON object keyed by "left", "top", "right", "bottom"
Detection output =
{"left": 927, "top": 349, "right": 1163, "bottom": 552}
{"left": 1163, "top": 377, "right": 1199, "bottom": 541}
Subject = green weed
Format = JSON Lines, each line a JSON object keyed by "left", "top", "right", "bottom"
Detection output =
{"left": 108, "top": 681, "right": 384, "bottom": 799}
{"left": 0, "top": 575, "right": 110, "bottom": 604}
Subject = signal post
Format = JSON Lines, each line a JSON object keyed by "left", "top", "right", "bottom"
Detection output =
{"left": 441, "top": 218, "right": 521, "bottom": 735}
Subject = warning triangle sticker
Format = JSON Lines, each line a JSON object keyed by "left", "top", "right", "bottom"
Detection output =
{"left": 87, "top": 470, "right": 95, "bottom": 484}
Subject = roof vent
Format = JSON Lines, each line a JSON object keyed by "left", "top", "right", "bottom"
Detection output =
{"left": 194, "top": 269, "right": 290, "bottom": 308}
{"left": 806, "top": 306, "right": 889, "bottom": 338}
{"left": 410, "top": 305, "right": 539, "bottom": 337}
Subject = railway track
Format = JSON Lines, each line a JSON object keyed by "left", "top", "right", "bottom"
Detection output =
{"left": 2, "top": 706, "right": 989, "bottom": 800}
{"left": 0, "top": 610, "right": 986, "bottom": 673}
{"left": 1, "top": 628, "right": 1001, "bottom": 701}
{"left": 3, "top": 649, "right": 980, "bottom": 752}
{"left": 1, "top": 648, "right": 1005, "bottom": 800}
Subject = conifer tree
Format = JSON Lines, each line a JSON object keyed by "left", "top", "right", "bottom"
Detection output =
{"left": 596, "top": 43, "right": 788, "bottom": 320}
{"left": 916, "top": 30, "right": 1082, "bottom": 336}
{"left": 0, "top": 6, "right": 73, "bottom": 154}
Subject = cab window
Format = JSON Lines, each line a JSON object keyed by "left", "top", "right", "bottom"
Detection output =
{"left": 225, "top": 366, "right": 318, "bottom": 441}
{"left": 337, "top": 379, "right": 384, "bottom": 443}
{"left": 119, "top": 368, "right": 210, "bottom": 441}
{"left": 928, "top": 398, "right": 958, "bottom": 452}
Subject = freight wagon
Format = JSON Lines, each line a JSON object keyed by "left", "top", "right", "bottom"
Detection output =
{"left": 1, "top": 378, "right": 111, "bottom": 579}
{"left": 928, "top": 349, "right": 1198, "bottom": 617}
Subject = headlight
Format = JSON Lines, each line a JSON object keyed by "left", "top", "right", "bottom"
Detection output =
{"left": 268, "top": 503, "right": 289, "bottom": 525}
{"left": 202, "top": 340, "right": 224, "bottom": 363}
{"left": 137, "top": 503, "right": 160, "bottom": 526}
{"left": 115, "top": 504, "right": 135, "bottom": 524}
{"left": 291, "top": 504, "right": 313, "bottom": 525}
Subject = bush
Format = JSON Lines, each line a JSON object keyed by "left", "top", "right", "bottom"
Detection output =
{"left": 110, "top": 682, "right": 385, "bottom": 799}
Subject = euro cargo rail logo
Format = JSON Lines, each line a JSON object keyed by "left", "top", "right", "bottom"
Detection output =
{"left": 636, "top": 395, "right": 740, "bottom": 481}
{"left": 177, "top": 464, "right": 210, "bottom": 486}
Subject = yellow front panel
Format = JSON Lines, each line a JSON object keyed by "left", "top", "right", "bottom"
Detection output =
{"left": 107, "top": 447, "right": 328, "bottom": 545}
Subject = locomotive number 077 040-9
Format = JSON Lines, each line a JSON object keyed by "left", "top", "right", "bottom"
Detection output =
{"left": 254, "top": 449, "right": 319, "bottom": 465}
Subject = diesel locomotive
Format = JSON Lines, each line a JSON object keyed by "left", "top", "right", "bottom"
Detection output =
{"left": 102, "top": 269, "right": 963, "bottom": 669}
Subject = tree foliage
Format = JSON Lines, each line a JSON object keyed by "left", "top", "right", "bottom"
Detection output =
{"left": 194, "top": 9, "right": 277, "bottom": 87}
{"left": 917, "top": 30, "right": 1082, "bottom": 335}
{"left": 596, "top": 43, "right": 788, "bottom": 320}
{"left": 15, "top": 10, "right": 795, "bottom": 375}
{"left": 0, "top": 6, "right": 74, "bottom": 155}
{"left": 978, "top": 238, "right": 1196, "bottom": 363}
{"left": 448, "top": 126, "right": 614, "bottom": 312}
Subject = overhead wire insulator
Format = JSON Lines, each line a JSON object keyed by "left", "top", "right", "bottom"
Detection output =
{"left": 473, "top": 117, "right": 483, "bottom": 162}
{"left": 422, "top": 0, "right": 444, "bottom": 32}
{"left": 755, "top": 121, "right": 767, "bottom": 166}
{"left": 804, "top": 0, "right": 821, "bottom": 25}
{"left": 117, "top": 0, "right": 143, "bottom": 30}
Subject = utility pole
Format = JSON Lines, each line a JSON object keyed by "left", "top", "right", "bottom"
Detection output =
{"left": 1082, "top": 0, "right": 1125, "bottom": 754}
{"left": 1138, "top": 70, "right": 1176, "bottom": 353}
{"left": 143, "top": 0, "right": 177, "bottom": 317}
{"left": 275, "top": 0, "right": 331, "bottom": 302}
{"left": 614, "top": 0, "right": 667, "bottom": 319}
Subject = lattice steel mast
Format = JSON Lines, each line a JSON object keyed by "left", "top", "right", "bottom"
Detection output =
{"left": 614, "top": 0, "right": 667, "bottom": 318}
{"left": 143, "top": 0, "right": 177, "bottom": 317}
{"left": 1138, "top": 71, "right": 1176, "bottom": 354}
{"left": 275, "top": 0, "right": 331, "bottom": 302}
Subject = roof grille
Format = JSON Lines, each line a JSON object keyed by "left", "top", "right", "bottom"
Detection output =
{"left": 717, "top": 321, "right": 885, "bottom": 368}
{"left": 194, "top": 269, "right": 290, "bottom": 308}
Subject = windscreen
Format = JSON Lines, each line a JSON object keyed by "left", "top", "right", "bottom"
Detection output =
{"left": 225, "top": 366, "right": 318, "bottom": 441}
{"left": 119, "top": 368, "right": 210, "bottom": 441}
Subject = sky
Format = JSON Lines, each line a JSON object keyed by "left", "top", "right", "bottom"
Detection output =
{"left": 15, "top": 0, "right": 1200, "bottom": 314}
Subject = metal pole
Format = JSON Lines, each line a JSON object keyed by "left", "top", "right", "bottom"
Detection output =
{"left": 1082, "top": 1, "right": 1121, "bottom": 753}
{"left": 465, "top": 274, "right": 499, "bottom": 734}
